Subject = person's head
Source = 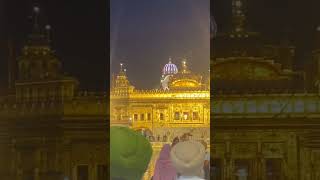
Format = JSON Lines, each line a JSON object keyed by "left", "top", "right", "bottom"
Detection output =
{"left": 171, "top": 137, "right": 179, "bottom": 147}
{"left": 170, "top": 140, "right": 206, "bottom": 177}
{"left": 110, "top": 126, "right": 153, "bottom": 180}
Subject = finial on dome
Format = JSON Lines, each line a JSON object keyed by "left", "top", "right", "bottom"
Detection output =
{"left": 232, "top": 0, "right": 247, "bottom": 33}
{"left": 119, "top": 63, "right": 128, "bottom": 76}
{"left": 181, "top": 58, "right": 189, "bottom": 74}
{"left": 33, "top": 6, "right": 40, "bottom": 13}
{"left": 45, "top": 24, "right": 51, "bottom": 42}
{"left": 33, "top": 5, "right": 40, "bottom": 29}
{"left": 120, "top": 63, "right": 124, "bottom": 72}
{"left": 169, "top": 57, "right": 172, "bottom": 63}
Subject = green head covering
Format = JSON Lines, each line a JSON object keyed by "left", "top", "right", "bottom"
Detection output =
{"left": 110, "top": 126, "right": 153, "bottom": 180}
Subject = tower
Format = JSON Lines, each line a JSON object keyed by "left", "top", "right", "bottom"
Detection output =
{"left": 111, "top": 63, "right": 134, "bottom": 126}
{"left": 113, "top": 63, "right": 134, "bottom": 94}
{"left": 181, "top": 58, "right": 190, "bottom": 74}
{"left": 231, "top": 0, "right": 247, "bottom": 34}
{"left": 213, "top": 0, "right": 262, "bottom": 58}
{"left": 15, "top": 6, "right": 78, "bottom": 102}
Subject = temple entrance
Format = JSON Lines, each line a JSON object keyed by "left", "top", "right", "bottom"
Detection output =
{"left": 265, "top": 159, "right": 282, "bottom": 180}
{"left": 212, "top": 159, "right": 223, "bottom": 180}
{"left": 233, "top": 159, "right": 256, "bottom": 180}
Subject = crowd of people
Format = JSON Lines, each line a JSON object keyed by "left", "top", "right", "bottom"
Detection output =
{"left": 110, "top": 126, "right": 210, "bottom": 180}
{"left": 140, "top": 129, "right": 208, "bottom": 144}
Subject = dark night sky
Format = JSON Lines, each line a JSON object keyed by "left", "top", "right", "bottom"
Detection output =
{"left": 213, "top": 0, "right": 320, "bottom": 69}
{"left": 0, "top": 0, "right": 108, "bottom": 92}
{"left": 1, "top": 0, "right": 320, "bottom": 92}
{"left": 111, "top": 0, "right": 210, "bottom": 89}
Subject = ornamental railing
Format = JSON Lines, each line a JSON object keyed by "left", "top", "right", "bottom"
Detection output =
{"left": 212, "top": 94, "right": 320, "bottom": 115}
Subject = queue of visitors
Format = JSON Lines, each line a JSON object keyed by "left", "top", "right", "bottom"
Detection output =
{"left": 110, "top": 126, "right": 210, "bottom": 180}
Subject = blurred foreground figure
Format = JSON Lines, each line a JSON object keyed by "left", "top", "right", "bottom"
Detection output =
{"left": 153, "top": 144, "right": 177, "bottom": 180}
{"left": 210, "top": 15, "right": 217, "bottom": 38}
{"left": 170, "top": 141, "right": 206, "bottom": 180}
{"left": 110, "top": 126, "right": 153, "bottom": 180}
{"left": 200, "top": 141, "right": 210, "bottom": 180}
{"left": 171, "top": 137, "right": 180, "bottom": 147}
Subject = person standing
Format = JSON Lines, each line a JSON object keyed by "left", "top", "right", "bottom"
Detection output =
{"left": 201, "top": 141, "right": 210, "bottom": 180}
{"left": 153, "top": 144, "right": 178, "bottom": 180}
{"left": 170, "top": 141, "right": 206, "bottom": 180}
{"left": 171, "top": 137, "right": 180, "bottom": 147}
{"left": 110, "top": 126, "right": 153, "bottom": 180}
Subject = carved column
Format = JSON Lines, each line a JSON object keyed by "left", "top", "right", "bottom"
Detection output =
{"left": 34, "top": 168, "right": 39, "bottom": 180}
{"left": 287, "top": 133, "right": 298, "bottom": 180}
{"left": 257, "top": 140, "right": 266, "bottom": 180}
{"left": 256, "top": 152, "right": 263, "bottom": 180}
{"left": 10, "top": 140, "right": 17, "bottom": 178}
{"left": 16, "top": 151, "right": 22, "bottom": 180}
{"left": 225, "top": 141, "right": 232, "bottom": 180}
{"left": 62, "top": 139, "right": 72, "bottom": 180}
{"left": 34, "top": 149, "right": 41, "bottom": 180}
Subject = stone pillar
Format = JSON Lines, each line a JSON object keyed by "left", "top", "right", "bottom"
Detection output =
{"left": 17, "top": 168, "right": 22, "bottom": 180}
{"left": 256, "top": 153, "right": 263, "bottom": 180}
{"left": 287, "top": 133, "right": 298, "bottom": 180}
{"left": 257, "top": 141, "right": 263, "bottom": 180}
{"left": 89, "top": 151, "right": 96, "bottom": 180}
{"left": 89, "top": 164, "right": 95, "bottom": 180}
{"left": 34, "top": 168, "right": 39, "bottom": 180}
{"left": 225, "top": 141, "right": 232, "bottom": 180}
{"left": 62, "top": 140, "right": 72, "bottom": 180}
{"left": 10, "top": 141, "right": 17, "bottom": 177}
{"left": 16, "top": 151, "right": 22, "bottom": 180}
{"left": 224, "top": 156, "right": 232, "bottom": 180}
{"left": 261, "top": 159, "right": 266, "bottom": 180}
{"left": 72, "top": 165, "right": 76, "bottom": 180}
{"left": 34, "top": 148, "right": 43, "bottom": 180}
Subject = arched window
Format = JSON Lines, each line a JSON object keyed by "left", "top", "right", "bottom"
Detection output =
{"left": 174, "top": 112, "right": 180, "bottom": 120}
{"left": 140, "top": 114, "right": 145, "bottom": 121}
{"left": 159, "top": 113, "right": 164, "bottom": 120}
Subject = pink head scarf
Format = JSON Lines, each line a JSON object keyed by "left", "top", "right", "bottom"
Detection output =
{"left": 153, "top": 144, "right": 177, "bottom": 180}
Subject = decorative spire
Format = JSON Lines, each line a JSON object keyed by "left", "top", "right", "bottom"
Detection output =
{"left": 45, "top": 24, "right": 51, "bottom": 42}
{"left": 314, "top": 25, "right": 320, "bottom": 50}
{"left": 168, "top": 57, "right": 172, "bottom": 63}
{"left": 120, "top": 63, "right": 124, "bottom": 72}
{"left": 232, "top": 0, "right": 247, "bottom": 33}
{"left": 119, "top": 63, "right": 127, "bottom": 76}
{"left": 7, "top": 39, "right": 15, "bottom": 90}
{"left": 33, "top": 5, "right": 41, "bottom": 33}
{"left": 26, "top": 5, "right": 51, "bottom": 47}
{"left": 181, "top": 58, "right": 190, "bottom": 74}
{"left": 114, "top": 63, "right": 131, "bottom": 90}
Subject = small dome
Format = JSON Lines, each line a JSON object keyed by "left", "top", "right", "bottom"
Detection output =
{"left": 162, "top": 58, "right": 178, "bottom": 75}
